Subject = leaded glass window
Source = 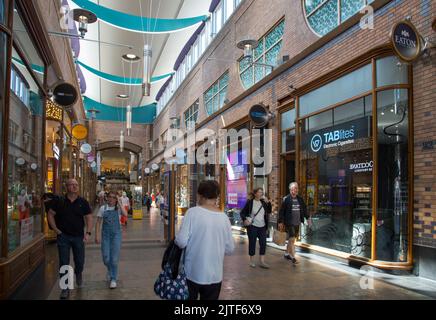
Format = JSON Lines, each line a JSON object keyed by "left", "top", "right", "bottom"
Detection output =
{"left": 204, "top": 71, "right": 229, "bottom": 116}
{"left": 304, "top": 0, "right": 375, "bottom": 37}
{"left": 238, "top": 20, "right": 284, "bottom": 89}
{"left": 184, "top": 100, "right": 199, "bottom": 129}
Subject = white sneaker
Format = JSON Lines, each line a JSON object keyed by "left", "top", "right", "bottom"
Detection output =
{"left": 110, "top": 280, "right": 117, "bottom": 289}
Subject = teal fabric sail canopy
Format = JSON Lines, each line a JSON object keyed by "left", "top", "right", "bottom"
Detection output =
{"left": 70, "top": 0, "right": 209, "bottom": 33}
{"left": 76, "top": 60, "right": 173, "bottom": 85}
{"left": 83, "top": 96, "right": 156, "bottom": 124}
{"left": 12, "top": 56, "right": 44, "bottom": 74}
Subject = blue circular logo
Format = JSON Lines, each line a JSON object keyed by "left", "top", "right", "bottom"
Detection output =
{"left": 310, "top": 134, "right": 323, "bottom": 152}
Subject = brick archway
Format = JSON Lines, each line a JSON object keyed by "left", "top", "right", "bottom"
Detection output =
{"left": 97, "top": 140, "right": 142, "bottom": 154}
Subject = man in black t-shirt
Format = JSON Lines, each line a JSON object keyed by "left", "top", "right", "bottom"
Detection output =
{"left": 278, "top": 182, "right": 308, "bottom": 265}
{"left": 47, "top": 178, "right": 93, "bottom": 299}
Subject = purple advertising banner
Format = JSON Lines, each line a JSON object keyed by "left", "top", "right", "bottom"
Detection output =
{"left": 226, "top": 149, "right": 248, "bottom": 209}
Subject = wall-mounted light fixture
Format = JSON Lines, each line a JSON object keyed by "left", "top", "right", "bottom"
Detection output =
{"left": 73, "top": 9, "right": 98, "bottom": 38}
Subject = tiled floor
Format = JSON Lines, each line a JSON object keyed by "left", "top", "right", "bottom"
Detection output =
{"left": 17, "top": 207, "right": 436, "bottom": 300}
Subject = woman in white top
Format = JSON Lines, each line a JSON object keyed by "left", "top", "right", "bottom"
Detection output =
{"left": 175, "top": 180, "right": 235, "bottom": 300}
{"left": 95, "top": 191, "right": 128, "bottom": 289}
{"left": 240, "top": 188, "right": 272, "bottom": 268}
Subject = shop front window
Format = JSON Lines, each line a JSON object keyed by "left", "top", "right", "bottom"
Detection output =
{"left": 61, "top": 130, "right": 71, "bottom": 192}
{"left": 299, "top": 95, "right": 373, "bottom": 258}
{"left": 45, "top": 120, "right": 61, "bottom": 193}
{"left": 7, "top": 46, "right": 44, "bottom": 253}
{"left": 224, "top": 124, "right": 250, "bottom": 227}
{"left": 0, "top": 0, "right": 6, "bottom": 25}
{"left": 298, "top": 55, "right": 410, "bottom": 263}
{"left": 0, "top": 31, "right": 7, "bottom": 254}
{"left": 376, "top": 89, "right": 409, "bottom": 262}
{"left": 281, "top": 108, "right": 296, "bottom": 153}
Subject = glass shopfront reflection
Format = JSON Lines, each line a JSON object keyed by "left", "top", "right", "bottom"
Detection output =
{"left": 0, "top": 31, "right": 7, "bottom": 254}
{"left": 297, "top": 55, "right": 411, "bottom": 263}
{"left": 7, "top": 47, "right": 44, "bottom": 253}
{"left": 299, "top": 96, "right": 373, "bottom": 258}
{"left": 376, "top": 89, "right": 409, "bottom": 262}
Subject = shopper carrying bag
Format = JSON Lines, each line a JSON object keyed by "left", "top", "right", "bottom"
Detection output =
{"left": 240, "top": 188, "right": 272, "bottom": 269}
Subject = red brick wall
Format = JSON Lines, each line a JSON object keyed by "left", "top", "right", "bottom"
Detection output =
{"left": 149, "top": 0, "right": 435, "bottom": 248}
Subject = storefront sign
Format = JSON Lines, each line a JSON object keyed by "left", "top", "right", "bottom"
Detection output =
{"left": 72, "top": 124, "right": 88, "bottom": 140}
{"left": 80, "top": 143, "right": 92, "bottom": 154}
{"left": 53, "top": 82, "right": 78, "bottom": 107}
{"left": 310, "top": 128, "right": 355, "bottom": 152}
{"left": 151, "top": 163, "right": 159, "bottom": 171}
{"left": 307, "top": 117, "right": 369, "bottom": 153}
{"left": 391, "top": 20, "right": 421, "bottom": 62}
{"left": 52, "top": 144, "right": 60, "bottom": 160}
{"left": 87, "top": 155, "right": 95, "bottom": 163}
{"left": 144, "top": 168, "right": 151, "bottom": 174}
{"left": 350, "top": 161, "right": 373, "bottom": 173}
{"left": 46, "top": 100, "right": 63, "bottom": 121}
{"left": 30, "top": 163, "right": 38, "bottom": 170}
{"left": 90, "top": 161, "right": 97, "bottom": 168}
{"left": 249, "top": 104, "right": 270, "bottom": 127}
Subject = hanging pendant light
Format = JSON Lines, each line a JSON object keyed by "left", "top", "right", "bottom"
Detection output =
{"left": 142, "top": 44, "right": 152, "bottom": 96}
{"left": 120, "top": 130, "right": 124, "bottom": 152}
{"left": 126, "top": 105, "right": 132, "bottom": 136}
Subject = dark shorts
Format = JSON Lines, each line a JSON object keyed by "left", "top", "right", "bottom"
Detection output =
{"left": 286, "top": 225, "right": 300, "bottom": 238}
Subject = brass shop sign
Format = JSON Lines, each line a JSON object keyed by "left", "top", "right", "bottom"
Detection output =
{"left": 72, "top": 124, "right": 88, "bottom": 140}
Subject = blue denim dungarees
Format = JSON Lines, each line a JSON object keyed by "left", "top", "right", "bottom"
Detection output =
{"left": 101, "top": 205, "right": 122, "bottom": 281}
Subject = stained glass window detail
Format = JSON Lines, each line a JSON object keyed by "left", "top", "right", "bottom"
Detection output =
{"left": 304, "top": 0, "right": 374, "bottom": 37}
{"left": 238, "top": 20, "right": 285, "bottom": 89}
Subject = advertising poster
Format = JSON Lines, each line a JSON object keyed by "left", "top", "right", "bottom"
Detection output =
{"left": 20, "top": 216, "right": 34, "bottom": 246}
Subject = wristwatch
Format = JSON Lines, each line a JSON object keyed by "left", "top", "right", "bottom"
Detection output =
{"left": 86, "top": 231, "right": 92, "bottom": 236}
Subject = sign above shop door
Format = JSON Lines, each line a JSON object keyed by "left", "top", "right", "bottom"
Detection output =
{"left": 52, "top": 82, "right": 79, "bottom": 107}
{"left": 249, "top": 104, "right": 273, "bottom": 128}
{"left": 390, "top": 20, "right": 422, "bottom": 62}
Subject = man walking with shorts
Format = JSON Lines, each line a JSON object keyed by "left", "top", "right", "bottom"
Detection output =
{"left": 278, "top": 182, "right": 308, "bottom": 265}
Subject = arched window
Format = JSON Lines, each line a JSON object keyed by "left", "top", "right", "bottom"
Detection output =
{"left": 303, "top": 0, "right": 374, "bottom": 37}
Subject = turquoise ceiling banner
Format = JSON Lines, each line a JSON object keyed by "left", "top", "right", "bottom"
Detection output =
{"left": 83, "top": 96, "right": 156, "bottom": 124}
{"left": 76, "top": 60, "right": 173, "bottom": 85}
{"left": 70, "top": 0, "right": 209, "bottom": 33}
{"left": 12, "top": 57, "right": 44, "bottom": 74}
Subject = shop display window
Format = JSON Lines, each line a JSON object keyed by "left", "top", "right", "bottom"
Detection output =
{"left": 298, "top": 55, "right": 411, "bottom": 262}
{"left": 0, "top": 31, "right": 7, "bottom": 254}
{"left": 0, "top": 0, "right": 6, "bottom": 25}
{"left": 376, "top": 89, "right": 409, "bottom": 262}
{"left": 299, "top": 95, "right": 373, "bottom": 258}
{"left": 7, "top": 48, "right": 44, "bottom": 253}
{"left": 45, "top": 120, "right": 62, "bottom": 193}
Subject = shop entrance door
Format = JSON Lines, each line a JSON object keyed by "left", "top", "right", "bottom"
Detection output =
{"left": 281, "top": 153, "right": 295, "bottom": 199}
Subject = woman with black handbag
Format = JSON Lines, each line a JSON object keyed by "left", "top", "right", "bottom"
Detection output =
{"left": 240, "top": 188, "right": 272, "bottom": 269}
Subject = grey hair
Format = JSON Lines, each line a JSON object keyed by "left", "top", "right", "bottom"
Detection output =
{"left": 289, "top": 182, "right": 298, "bottom": 189}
